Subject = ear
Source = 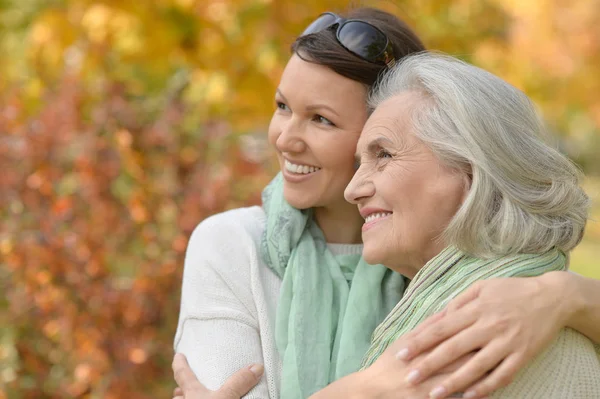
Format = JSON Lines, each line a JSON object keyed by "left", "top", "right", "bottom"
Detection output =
{"left": 460, "top": 165, "right": 473, "bottom": 202}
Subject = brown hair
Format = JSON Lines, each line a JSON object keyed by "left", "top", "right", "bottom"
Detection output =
{"left": 291, "top": 8, "right": 426, "bottom": 86}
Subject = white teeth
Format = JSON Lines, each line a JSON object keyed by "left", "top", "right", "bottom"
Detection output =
{"left": 364, "top": 212, "right": 392, "bottom": 223}
{"left": 285, "top": 160, "right": 321, "bottom": 175}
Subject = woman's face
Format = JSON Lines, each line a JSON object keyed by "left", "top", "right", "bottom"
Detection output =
{"left": 345, "top": 92, "right": 468, "bottom": 276}
{"left": 268, "top": 54, "right": 368, "bottom": 211}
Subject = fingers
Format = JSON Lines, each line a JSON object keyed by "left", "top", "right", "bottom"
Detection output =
{"left": 396, "top": 303, "right": 478, "bottom": 362}
{"left": 173, "top": 387, "right": 183, "bottom": 397}
{"left": 405, "top": 324, "right": 486, "bottom": 384}
{"left": 218, "top": 364, "right": 264, "bottom": 398}
{"left": 173, "top": 353, "right": 208, "bottom": 394}
{"left": 392, "top": 311, "right": 446, "bottom": 359}
{"left": 461, "top": 353, "right": 525, "bottom": 399}
{"left": 445, "top": 282, "right": 482, "bottom": 313}
{"left": 412, "top": 309, "right": 448, "bottom": 333}
{"left": 427, "top": 340, "right": 512, "bottom": 398}
{"left": 403, "top": 368, "right": 468, "bottom": 398}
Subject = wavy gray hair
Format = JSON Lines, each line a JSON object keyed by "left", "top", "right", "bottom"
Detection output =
{"left": 369, "top": 52, "right": 589, "bottom": 257}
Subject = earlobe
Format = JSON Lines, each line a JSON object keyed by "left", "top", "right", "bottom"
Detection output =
{"left": 464, "top": 173, "right": 472, "bottom": 190}
{"left": 463, "top": 164, "right": 473, "bottom": 189}
{"left": 460, "top": 171, "right": 472, "bottom": 203}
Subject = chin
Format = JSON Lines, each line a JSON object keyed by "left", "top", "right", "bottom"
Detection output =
{"left": 283, "top": 191, "right": 314, "bottom": 210}
{"left": 362, "top": 246, "right": 386, "bottom": 266}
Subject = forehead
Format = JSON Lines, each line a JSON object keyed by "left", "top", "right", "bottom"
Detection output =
{"left": 357, "top": 92, "right": 420, "bottom": 149}
{"left": 279, "top": 55, "right": 367, "bottom": 105}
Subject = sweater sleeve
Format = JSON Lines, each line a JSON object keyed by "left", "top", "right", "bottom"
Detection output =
{"left": 174, "top": 212, "right": 270, "bottom": 398}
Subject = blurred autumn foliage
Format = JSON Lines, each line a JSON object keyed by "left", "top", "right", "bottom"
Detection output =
{"left": 1, "top": 0, "right": 599, "bottom": 397}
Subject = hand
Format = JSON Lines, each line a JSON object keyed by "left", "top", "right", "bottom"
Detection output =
{"left": 310, "top": 327, "right": 474, "bottom": 399}
{"left": 172, "top": 353, "right": 263, "bottom": 399}
{"left": 393, "top": 275, "right": 570, "bottom": 399}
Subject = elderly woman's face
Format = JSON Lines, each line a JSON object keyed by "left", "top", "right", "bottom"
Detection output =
{"left": 345, "top": 92, "right": 468, "bottom": 276}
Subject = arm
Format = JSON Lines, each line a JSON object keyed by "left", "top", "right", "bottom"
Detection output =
{"left": 174, "top": 291, "right": 467, "bottom": 399}
{"left": 388, "top": 272, "right": 600, "bottom": 399}
{"left": 174, "top": 217, "right": 269, "bottom": 398}
{"left": 555, "top": 271, "right": 600, "bottom": 344}
{"left": 309, "top": 325, "right": 474, "bottom": 399}
{"left": 173, "top": 354, "right": 263, "bottom": 399}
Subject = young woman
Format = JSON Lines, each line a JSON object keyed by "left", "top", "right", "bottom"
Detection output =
{"left": 173, "top": 8, "right": 600, "bottom": 399}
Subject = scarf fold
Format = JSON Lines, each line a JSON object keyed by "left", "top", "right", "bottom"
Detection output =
{"left": 261, "top": 173, "right": 406, "bottom": 398}
{"left": 362, "top": 246, "right": 568, "bottom": 367}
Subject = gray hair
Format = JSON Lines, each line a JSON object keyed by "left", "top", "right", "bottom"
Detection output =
{"left": 369, "top": 52, "right": 589, "bottom": 257}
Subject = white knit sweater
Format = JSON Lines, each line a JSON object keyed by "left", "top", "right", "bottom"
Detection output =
{"left": 174, "top": 206, "right": 362, "bottom": 398}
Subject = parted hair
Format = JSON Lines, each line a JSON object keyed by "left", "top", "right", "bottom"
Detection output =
{"left": 369, "top": 52, "right": 590, "bottom": 257}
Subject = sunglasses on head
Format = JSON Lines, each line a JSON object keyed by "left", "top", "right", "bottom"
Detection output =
{"left": 301, "top": 12, "right": 396, "bottom": 68}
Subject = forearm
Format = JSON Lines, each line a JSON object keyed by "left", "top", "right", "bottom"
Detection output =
{"left": 308, "top": 360, "right": 448, "bottom": 399}
{"left": 560, "top": 271, "right": 600, "bottom": 343}
{"left": 308, "top": 372, "right": 368, "bottom": 399}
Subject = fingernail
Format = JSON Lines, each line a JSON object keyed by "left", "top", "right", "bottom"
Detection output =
{"left": 396, "top": 348, "right": 410, "bottom": 360}
{"left": 249, "top": 364, "right": 264, "bottom": 377}
{"left": 405, "top": 369, "right": 421, "bottom": 384}
{"left": 464, "top": 390, "right": 477, "bottom": 398}
{"left": 429, "top": 386, "right": 447, "bottom": 398}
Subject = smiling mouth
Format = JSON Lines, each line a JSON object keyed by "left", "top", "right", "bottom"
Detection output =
{"left": 364, "top": 212, "right": 392, "bottom": 223}
{"left": 284, "top": 159, "right": 322, "bottom": 175}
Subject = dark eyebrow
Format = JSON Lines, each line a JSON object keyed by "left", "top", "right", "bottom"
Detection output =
{"left": 354, "top": 136, "right": 395, "bottom": 164}
{"left": 276, "top": 89, "right": 339, "bottom": 117}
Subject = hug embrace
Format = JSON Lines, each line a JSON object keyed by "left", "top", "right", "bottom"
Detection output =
{"left": 172, "top": 7, "right": 600, "bottom": 399}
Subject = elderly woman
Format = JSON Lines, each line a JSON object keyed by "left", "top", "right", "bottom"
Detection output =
{"left": 338, "top": 52, "right": 600, "bottom": 398}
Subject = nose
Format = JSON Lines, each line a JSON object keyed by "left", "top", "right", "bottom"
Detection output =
{"left": 344, "top": 167, "right": 374, "bottom": 204}
{"left": 275, "top": 118, "right": 306, "bottom": 154}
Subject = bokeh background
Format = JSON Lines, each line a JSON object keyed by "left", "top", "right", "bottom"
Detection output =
{"left": 1, "top": 0, "right": 599, "bottom": 397}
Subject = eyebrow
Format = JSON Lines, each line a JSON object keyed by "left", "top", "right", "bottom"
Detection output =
{"left": 276, "top": 89, "right": 288, "bottom": 104}
{"left": 354, "top": 136, "right": 395, "bottom": 164}
{"left": 276, "top": 89, "right": 340, "bottom": 117}
{"left": 306, "top": 104, "right": 340, "bottom": 117}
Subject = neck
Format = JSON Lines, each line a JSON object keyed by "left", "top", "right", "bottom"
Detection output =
{"left": 390, "top": 241, "right": 448, "bottom": 279}
{"left": 313, "top": 204, "right": 363, "bottom": 244}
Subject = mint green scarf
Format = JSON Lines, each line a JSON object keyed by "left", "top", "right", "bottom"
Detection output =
{"left": 362, "top": 246, "right": 567, "bottom": 367}
{"left": 261, "top": 173, "right": 406, "bottom": 398}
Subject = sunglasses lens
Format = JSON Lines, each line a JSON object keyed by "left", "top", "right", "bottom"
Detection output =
{"left": 338, "top": 21, "right": 388, "bottom": 61}
{"left": 302, "top": 13, "right": 337, "bottom": 35}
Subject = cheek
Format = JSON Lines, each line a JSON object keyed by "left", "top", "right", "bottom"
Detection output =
{"left": 418, "top": 174, "right": 466, "bottom": 232}
{"left": 323, "top": 136, "right": 359, "bottom": 171}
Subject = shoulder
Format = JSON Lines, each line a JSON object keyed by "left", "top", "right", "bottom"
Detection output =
{"left": 190, "top": 206, "right": 266, "bottom": 249}
{"left": 184, "top": 206, "right": 267, "bottom": 281}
